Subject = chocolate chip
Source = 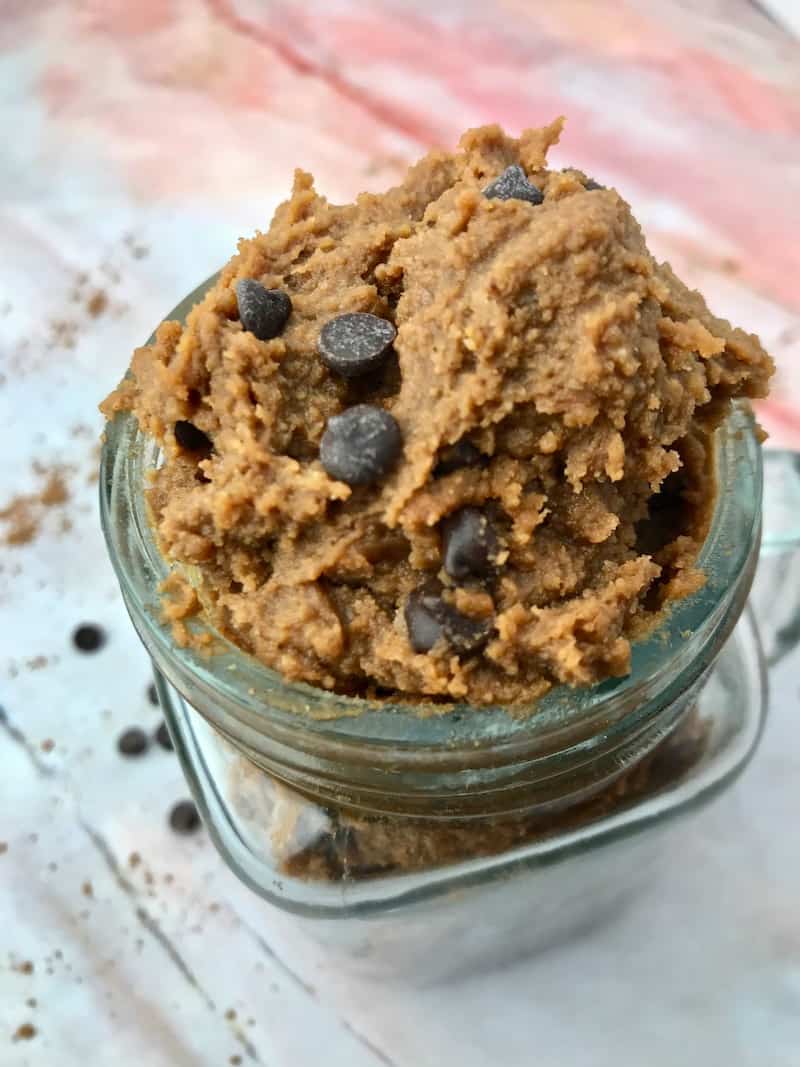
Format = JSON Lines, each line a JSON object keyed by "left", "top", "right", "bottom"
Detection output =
{"left": 483, "top": 165, "right": 543, "bottom": 206}
{"left": 433, "top": 439, "right": 484, "bottom": 477}
{"left": 319, "top": 313, "right": 396, "bottom": 378}
{"left": 584, "top": 178, "right": 605, "bottom": 191}
{"left": 154, "top": 721, "right": 173, "bottom": 751}
{"left": 442, "top": 507, "right": 499, "bottom": 580}
{"left": 72, "top": 624, "right": 106, "bottom": 653}
{"left": 404, "top": 583, "right": 446, "bottom": 654}
{"left": 235, "top": 279, "right": 292, "bottom": 341}
{"left": 174, "top": 420, "right": 212, "bottom": 452}
{"left": 443, "top": 611, "right": 493, "bottom": 657}
{"left": 147, "top": 682, "right": 159, "bottom": 706}
{"left": 169, "top": 800, "right": 201, "bottom": 835}
{"left": 404, "top": 581, "right": 493, "bottom": 657}
{"left": 117, "top": 727, "right": 149, "bottom": 757}
{"left": 320, "top": 404, "right": 402, "bottom": 486}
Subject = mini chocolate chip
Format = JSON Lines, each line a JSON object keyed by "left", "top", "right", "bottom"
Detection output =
{"left": 235, "top": 279, "right": 292, "bottom": 341}
{"left": 443, "top": 610, "right": 493, "bottom": 657}
{"left": 72, "top": 624, "right": 105, "bottom": 653}
{"left": 174, "top": 420, "right": 212, "bottom": 452}
{"left": 147, "top": 682, "right": 159, "bottom": 706}
{"left": 404, "top": 583, "right": 446, "bottom": 653}
{"left": 320, "top": 404, "right": 402, "bottom": 486}
{"left": 404, "top": 581, "right": 493, "bottom": 657}
{"left": 319, "top": 313, "right": 396, "bottom": 378}
{"left": 169, "top": 800, "right": 201, "bottom": 835}
{"left": 584, "top": 178, "right": 605, "bottom": 191}
{"left": 433, "top": 439, "right": 484, "bottom": 477}
{"left": 483, "top": 165, "right": 543, "bottom": 206}
{"left": 442, "top": 507, "right": 499, "bottom": 581}
{"left": 154, "top": 721, "right": 174, "bottom": 751}
{"left": 117, "top": 727, "right": 149, "bottom": 757}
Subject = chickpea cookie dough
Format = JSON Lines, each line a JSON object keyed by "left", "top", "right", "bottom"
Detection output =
{"left": 102, "top": 121, "right": 773, "bottom": 706}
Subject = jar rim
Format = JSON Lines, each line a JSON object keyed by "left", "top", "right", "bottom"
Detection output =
{"left": 100, "top": 276, "right": 763, "bottom": 769}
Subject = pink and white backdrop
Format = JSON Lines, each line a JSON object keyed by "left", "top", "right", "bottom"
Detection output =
{"left": 1, "top": 2, "right": 799, "bottom": 1065}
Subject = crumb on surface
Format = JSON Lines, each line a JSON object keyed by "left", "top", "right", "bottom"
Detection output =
{"left": 12, "top": 1023, "right": 36, "bottom": 1042}
{"left": 39, "top": 472, "right": 68, "bottom": 506}
{"left": 0, "top": 469, "right": 70, "bottom": 547}
{"left": 47, "top": 317, "right": 79, "bottom": 350}
{"left": 86, "top": 290, "right": 109, "bottom": 318}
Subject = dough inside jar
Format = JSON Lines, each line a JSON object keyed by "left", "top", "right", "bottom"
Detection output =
{"left": 102, "top": 121, "right": 774, "bottom": 707}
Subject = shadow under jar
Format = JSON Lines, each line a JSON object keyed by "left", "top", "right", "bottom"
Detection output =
{"left": 101, "top": 281, "right": 768, "bottom": 984}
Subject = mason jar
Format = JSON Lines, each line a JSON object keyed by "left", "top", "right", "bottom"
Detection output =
{"left": 100, "top": 278, "right": 798, "bottom": 984}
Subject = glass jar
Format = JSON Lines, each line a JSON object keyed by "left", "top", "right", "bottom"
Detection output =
{"left": 100, "top": 278, "right": 798, "bottom": 983}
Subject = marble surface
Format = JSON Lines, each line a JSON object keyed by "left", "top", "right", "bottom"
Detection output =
{"left": 1, "top": 1, "right": 799, "bottom": 1064}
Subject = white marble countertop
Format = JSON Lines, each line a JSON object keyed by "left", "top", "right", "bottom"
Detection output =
{"left": 2, "top": 1, "right": 799, "bottom": 1064}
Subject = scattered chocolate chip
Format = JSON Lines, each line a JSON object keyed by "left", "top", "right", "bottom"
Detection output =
{"left": 320, "top": 404, "right": 402, "bottom": 486}
{"left": 442, "top": 507, "right": 499, "bottom": 581}
{"left": 404, "top": 581, "right": 493, "bottom": 657}
{"left": 117, "top": 727, "right": 149, "bottom": 757}
{"left": 147, "top": 682, "right": 159, "bottom": 706}
{"left": 72, "top": 624, "right": 105, "bottom": 653}
{"left": 174, "top": 420, "right": 212, "bottom": 452}
{"left": 483, "top": 164, "right": 543, "bottom": 206}
{"left": 155, "top": 721, "right": 174, "bottom": 751}
{"left": 584, "top": 178, "right": 605, "bottom": 191}
{"left": 235, "top": 279, "right": 292, "bottom": 341}
{"left": 318, "top": 312, "right": 397, "bottom": 378}
{"left": 169, "top": 800, "right": 201, "bottom": 835}
{"left": 433, "top": 439, "right": 484, "bottom": 477}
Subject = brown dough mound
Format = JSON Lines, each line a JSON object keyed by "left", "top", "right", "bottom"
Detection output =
{"left": 102, "top": 122, "right": 773, "bottom": 706}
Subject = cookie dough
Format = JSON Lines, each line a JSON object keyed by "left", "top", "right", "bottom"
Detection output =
{"left": 102, "top": 121, "right": 773, "bottom": 706}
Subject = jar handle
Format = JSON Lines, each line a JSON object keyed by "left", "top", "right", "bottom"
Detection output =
{"left": 752, "top": 449, "right": 800, "bottom": 667}
{"left": 761, "top": 450, "right": 800, "bottom": 556}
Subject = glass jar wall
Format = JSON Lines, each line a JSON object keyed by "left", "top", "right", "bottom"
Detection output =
{"left": 100, "top": 277, "right": 773, "bottom": 981}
